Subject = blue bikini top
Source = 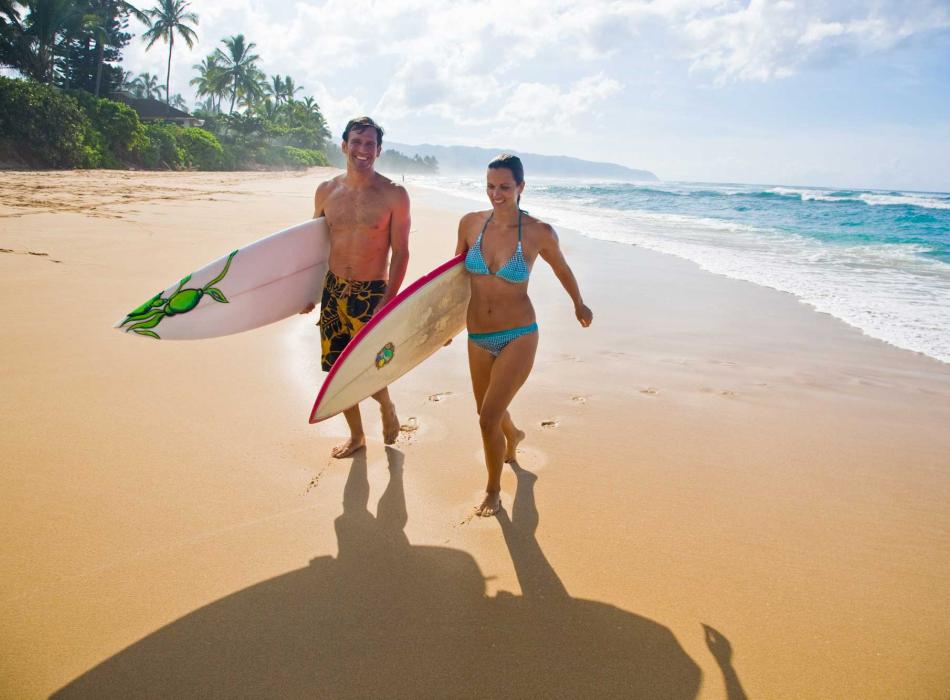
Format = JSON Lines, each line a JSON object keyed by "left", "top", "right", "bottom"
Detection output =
{"left": 464, "top": 210, "right": 530, "bottom": 284}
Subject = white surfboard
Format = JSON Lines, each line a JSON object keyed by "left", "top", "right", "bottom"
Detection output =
{"left": 310, "top": 254, "right": 470, "bottom": 423}
{"left": 115, "top": 218, "right": 330, "bottom": 340}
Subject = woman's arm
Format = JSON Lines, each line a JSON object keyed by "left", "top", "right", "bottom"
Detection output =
{"left": 456, "top": 213, "right": 477, "bottom": 256}
{"left": 537, "top": 224, "right": 593, "bottom": 327}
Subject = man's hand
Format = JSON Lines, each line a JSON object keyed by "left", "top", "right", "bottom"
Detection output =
{"left": 299, "top": 302, "right": 316, "bottom": 315}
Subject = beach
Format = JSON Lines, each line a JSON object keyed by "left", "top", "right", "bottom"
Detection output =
{"left": 2, "top": 167, "right": 949, "bottom": 698}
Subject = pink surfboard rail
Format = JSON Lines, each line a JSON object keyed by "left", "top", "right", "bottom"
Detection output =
{"left": 309, "top": 253, "right": 466, "bottom": 424}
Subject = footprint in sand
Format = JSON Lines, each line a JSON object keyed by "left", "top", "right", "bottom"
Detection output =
{"left": 540, "top": 419, "right": 559, "bottom": 428}
{"left": 399, "top": 417, "right": 419, "bottom": 433}
{"left": 571, "top": 395, "right": 588, "bottom": 404}
{"left": 556, "top": 353, "right": 581, "bottom": 362}
{"left": 640, "top": 387, "right": 658, "bottom": 395}
{"left": 304, "top": 466, "right": 328, "bottom": 495}
{"left": 427, "top": 392, "right": 453, "bottom": 402}
{"left": 701, "top": 387, "right": 737, "bottom": 398}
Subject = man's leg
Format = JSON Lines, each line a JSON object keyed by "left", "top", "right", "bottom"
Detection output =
{"left": 321, "top": 274, "right": 366, "bottom": 458}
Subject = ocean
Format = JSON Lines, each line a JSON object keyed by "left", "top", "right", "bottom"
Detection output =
{"left": 412, "top": 176, "right": 950, "bottom": 364}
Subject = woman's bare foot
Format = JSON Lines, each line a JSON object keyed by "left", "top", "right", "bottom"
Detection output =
{"left": 504, "top": 429, "right": 525, "bottom": 463}
{"left": 331, "top": 436, "right": 366, "bottom": 458}
{"left": 380, "top": 401, "right": 400, "bottom": 444}
{"left": 475, "top": 491, "right": 502, "bottom": 517}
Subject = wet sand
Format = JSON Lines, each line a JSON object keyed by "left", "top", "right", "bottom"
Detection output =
{"left": 2, "top": 168, "right": 949, "bottom": 698}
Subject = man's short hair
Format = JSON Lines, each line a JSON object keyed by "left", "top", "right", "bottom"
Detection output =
{"left": 342, "top": 116, "right": 384, "bottom": 146}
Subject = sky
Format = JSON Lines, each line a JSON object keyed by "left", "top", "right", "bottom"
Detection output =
{"left": 119, "top": 0, "right": 950, "bottom": 191}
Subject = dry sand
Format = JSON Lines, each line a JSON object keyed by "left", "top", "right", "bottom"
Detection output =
{"left": 1, "top": 168, "right": 949, "bottom": 698}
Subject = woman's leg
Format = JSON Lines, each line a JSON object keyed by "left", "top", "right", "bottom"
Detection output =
{"left": 468, "top": 331, "right": 538, "bottom": 516}
{"left": 468, "top": 347, "right": 526, "bottom": 464}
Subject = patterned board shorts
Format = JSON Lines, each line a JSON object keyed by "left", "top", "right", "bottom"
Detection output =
{"left": 319, "top": 270, "right": 387, "bottom": 371}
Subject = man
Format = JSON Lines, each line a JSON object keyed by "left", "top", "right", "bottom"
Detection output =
{"left": 302, "top": 116, "right": 411, "bottom": 458}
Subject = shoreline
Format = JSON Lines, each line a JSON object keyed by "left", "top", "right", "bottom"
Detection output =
{"left": 406, "top": 176, "right": 950, "bottom": 366}
{"left": 2, "top": 168, "right": 949, "bottom": 698}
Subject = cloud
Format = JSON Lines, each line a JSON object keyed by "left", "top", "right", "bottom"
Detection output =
{"left": 118, "top": 0, "right": 949, "bottom": 140}
{"left": 679, "top": 0, "right": 950, "bottom": 83}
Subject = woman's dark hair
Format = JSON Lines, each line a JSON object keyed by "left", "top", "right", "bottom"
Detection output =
{"left": 487, "top": 153, "right": 524, "bottom": 185}
{"left": 342, "top": 116, "right": 384, "bottom": 145}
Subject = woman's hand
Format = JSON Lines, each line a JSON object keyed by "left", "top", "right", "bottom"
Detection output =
{"left": 575, "top": 303, "right": 593, "bottom": 327}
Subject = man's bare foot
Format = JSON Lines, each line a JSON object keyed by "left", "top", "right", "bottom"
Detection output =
{"left": 475, "top": 491, "right": 502, "bottom": 517}
{"left": 331, "top": 436, "right": 365, "bottom": 458}
{"left": 504, "top": 429, "right": 526, "bottom": 463}
{"left": 381, "top": 401, "right": 399, "bottom": 445}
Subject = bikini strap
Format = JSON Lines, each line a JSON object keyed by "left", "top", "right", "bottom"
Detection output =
{"left": 517, "top": 209, "right": 523, "bottom": 244}
{"left": 476, "top": 212, "right": 494, "bottom": 244}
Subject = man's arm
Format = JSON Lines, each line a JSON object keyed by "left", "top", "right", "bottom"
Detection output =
{"left": 379, "top": 185, "right": 411, "bottom": 307}
{"left": 313, "top": 180, "right": 332, "bottom": 218}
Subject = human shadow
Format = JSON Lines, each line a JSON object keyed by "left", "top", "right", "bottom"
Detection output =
{"left": 703, "top": 623, "right": 749, "bottom": 700}
{"left": 54, "top": 449, "right": 702, "bottom": 698}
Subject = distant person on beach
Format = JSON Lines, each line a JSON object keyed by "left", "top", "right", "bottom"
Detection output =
{"left": 455, "top": 154, "right": 592, "bottom": 516}
{"left": 300, "top": 116, "right": 411, "bottom": 458}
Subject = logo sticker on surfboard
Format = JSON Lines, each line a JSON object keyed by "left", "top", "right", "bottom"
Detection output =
{"left": 375, "top": 342, "right": 395, "bottom": 369}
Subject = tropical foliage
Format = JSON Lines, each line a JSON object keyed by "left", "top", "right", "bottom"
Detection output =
{"left": 0, "top": 3, "right": 435, "bottom": 172}
{"left": 0, "top": 0, "right": 145, "bottom": 95}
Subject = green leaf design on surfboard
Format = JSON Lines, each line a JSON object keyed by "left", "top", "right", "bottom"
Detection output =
{"left": 119, "top": 250, "right": 238, "bottom": 339}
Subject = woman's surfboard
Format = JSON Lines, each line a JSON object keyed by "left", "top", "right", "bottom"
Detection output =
{"left": 310, "top": 254, "right": 470, "bottom": 423}
{"left": 115, "top": 218, "right": 330, "bottom": 340}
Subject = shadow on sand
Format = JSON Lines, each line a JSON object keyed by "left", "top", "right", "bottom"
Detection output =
{"left": 54, "top": 448, "right": 709, "bottom": 698}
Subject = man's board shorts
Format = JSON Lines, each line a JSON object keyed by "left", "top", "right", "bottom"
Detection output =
{"left": 319, "top": 270, "right": 387, "bottom": 371}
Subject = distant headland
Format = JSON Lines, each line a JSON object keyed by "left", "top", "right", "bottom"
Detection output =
{"left": 387, "top": 142, "right": 659, "bottom": 181}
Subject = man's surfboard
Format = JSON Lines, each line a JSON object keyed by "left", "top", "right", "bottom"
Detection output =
{"left": 115, "top": 218, "right": 330, "bottom": 340}
{"left": 310, "top": 254, "right": 470, "bottom": 424}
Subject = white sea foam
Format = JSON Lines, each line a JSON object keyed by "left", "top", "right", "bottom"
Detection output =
{"left": 545, "top": 202, "right": 950, "bottom": 362}
{"left": 768, "top": 186, "right": 950, "bottom": 210}
{"left": 412, "top": 176, "right": 950, "bottom": 362}
{"left": 858, "top": 193, "right": 950, "bottom": 210}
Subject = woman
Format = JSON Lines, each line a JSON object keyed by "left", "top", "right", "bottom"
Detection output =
{"left": 456, "top": 154, "right": 593, "bottom": 517}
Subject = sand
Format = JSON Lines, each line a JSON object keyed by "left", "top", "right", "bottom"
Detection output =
{"left": 1, "top": 168, "right": 949, "bottom": 699}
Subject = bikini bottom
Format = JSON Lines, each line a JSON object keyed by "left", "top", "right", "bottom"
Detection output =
{"left": 468, "top": 322, "right": 538, "bottom": 357}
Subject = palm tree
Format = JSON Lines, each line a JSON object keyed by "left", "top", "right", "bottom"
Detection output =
{"left": 282, "top": 75, "right": 302, "bottom": 103}
{"left": 190, "top": 54, "right": 226, "bottom": 112}
{"left": 236, "top": 63, "right": 266, "bottom": 112}
{"left": 142, "top": 0, "right": 197, "bottom": 112}
{"left": 133, "top": 70, "right": 161, "bottom": 99}
{"left": 168, "top": 92, "right": 186, "bottom": 110}
{"left": 300, "top": 96, "right": 324, "bottom": 119}
{"left": 267, "top": 73, "right": 284, "bottom": 104}
{"left": 118, "top": 68, "right": 137, "bottom": 93}
{"left": 213, "top": 33, "right": 260, "bottom": 115}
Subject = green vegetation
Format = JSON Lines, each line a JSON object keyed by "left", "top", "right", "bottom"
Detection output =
{"left": 0, "top": 2, "right": 325, "bottom": 171}
{"left": 0, "top": 1, "right": 435, "bottom": 173}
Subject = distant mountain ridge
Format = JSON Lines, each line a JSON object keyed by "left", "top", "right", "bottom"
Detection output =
{"left": 386, "top": 142, "right": 658, "bottom": 181}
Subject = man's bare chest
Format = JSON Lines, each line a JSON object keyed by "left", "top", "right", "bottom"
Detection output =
{"left": 325, "top": 189, "right": 391, "bottom": 232}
